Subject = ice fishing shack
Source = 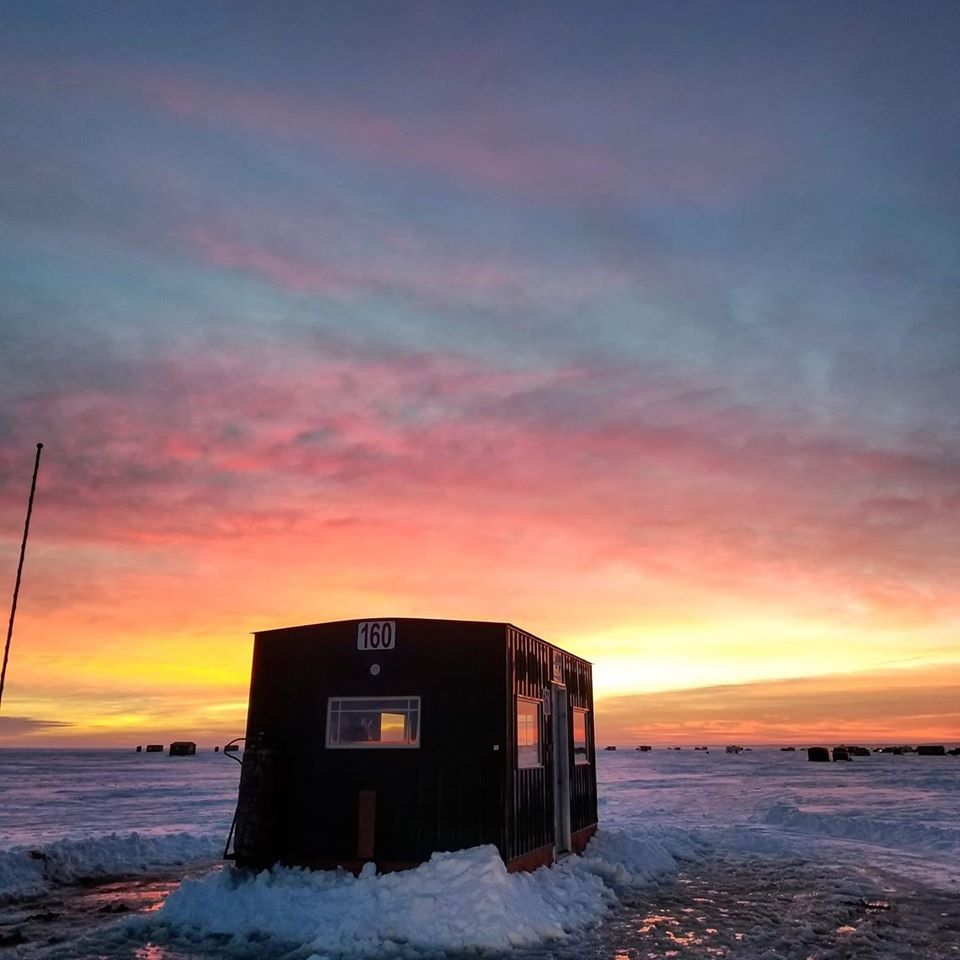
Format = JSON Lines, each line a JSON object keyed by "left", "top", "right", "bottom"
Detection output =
{"left": 229, "top": 618, "right": 597, "bottom": 873}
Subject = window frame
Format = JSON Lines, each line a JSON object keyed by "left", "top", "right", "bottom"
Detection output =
{"left": 516, "top": 695, "right": 543, "bottom": 769}
{"left": 325, "top": 695, "right": 421, "bottom": 749}
{"left": 572, "top": 706, "right": 591, "bottom": 765}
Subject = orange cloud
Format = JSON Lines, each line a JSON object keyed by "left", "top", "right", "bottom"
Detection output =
{"left": 597, "top": 664, "right": 960, "bottom": 746}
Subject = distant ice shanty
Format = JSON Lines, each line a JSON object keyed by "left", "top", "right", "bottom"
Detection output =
{"left": 230, "top": 618, "right": 598, "bottom": 873}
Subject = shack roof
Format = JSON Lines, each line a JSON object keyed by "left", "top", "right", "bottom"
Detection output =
{"left": 251, "top": 617, "right": 593, "bottom": 665}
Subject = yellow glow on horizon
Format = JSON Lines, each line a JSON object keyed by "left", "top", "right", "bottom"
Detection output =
{"left": 578, "top": 617, "right": 954, "bottom": 697}
{"left": 3, "top": 525, "right": 957, "bottom": 747}
{"left": 593, "top": 659, "right": 960, "bottom": 745}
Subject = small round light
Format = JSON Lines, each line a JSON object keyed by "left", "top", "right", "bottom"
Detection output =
{"left": 370, "top": 664, "right": 381, "bottom": 676}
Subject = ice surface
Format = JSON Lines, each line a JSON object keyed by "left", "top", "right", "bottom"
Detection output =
{"left": 1, "top": 746, "right": 958, "bottom": 956}
{"left": 762, "top": 800, "right": 960, "bottom": 851}
{"left": 0, "top": 749, "right": 239, "bottom": 846}
{"left": 0, "top": 749, "right": 236, "bottom": 904}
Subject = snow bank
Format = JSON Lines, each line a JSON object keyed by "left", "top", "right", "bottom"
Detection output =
{"left": 152, "top": 829, "right": 707, "bottom": 957}
{"left": 155, "top": 846, "right": 609, "bottom": 955}
{"left": 577, "top": 825, "right": 709, "bottom": 885}
{"left": 0, "top": 832, "right": 221, "bottom": 904}
{"left": 762, "top": 803, "right": 960, "bottom": 853}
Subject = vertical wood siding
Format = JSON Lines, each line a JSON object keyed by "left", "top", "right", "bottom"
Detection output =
{"left": 562, "top": 654, "right": 599, "bottom": 833}
{"left": 236, "top": 618, "right": 595, "bottom": 871}
{"left": 505, "top": 626, "right": 598, "bottom": 861}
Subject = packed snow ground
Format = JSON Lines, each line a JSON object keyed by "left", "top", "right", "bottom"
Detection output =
{"left": 0, "top": 747, "right": 957, "bottom": 958}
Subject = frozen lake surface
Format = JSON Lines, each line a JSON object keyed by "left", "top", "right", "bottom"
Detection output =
{"left": 0, "top": 749, "right": 239, "bottom": 846}
{"left": 0, "top": 748, "right": 957, "bottom": 958}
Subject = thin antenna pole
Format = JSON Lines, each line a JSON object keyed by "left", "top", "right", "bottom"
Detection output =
{"left": 0, "top": 442, "right": 44, "bottom": 712}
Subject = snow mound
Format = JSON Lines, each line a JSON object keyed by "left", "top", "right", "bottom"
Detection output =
{"left": 577, "top": 825, "right": 709, "bottom": 885}
{"left": 156, "top": 845, "right": 611, "bottom": 955}
{"left": 153, "top": 829, "right": 705, "bottom": 956}
{"left": 762, "top": 803, "right": 960, "bottom": 853}
{"left": 0, "top": 832, "right": 222, "bottom": 903}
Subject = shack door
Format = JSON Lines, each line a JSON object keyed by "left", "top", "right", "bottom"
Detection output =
{"left": 551, "top": 684, "right": 572, "bottom": 854}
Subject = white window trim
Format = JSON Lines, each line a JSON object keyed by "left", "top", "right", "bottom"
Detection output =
{"left": 573, "top": 706, "right": 591, "bottom": 765}
{"left": 516, "top": 695, "right": 543, "bottom": 769}
{"left": 325, "top": 695, "right": 421, "bottom": 749}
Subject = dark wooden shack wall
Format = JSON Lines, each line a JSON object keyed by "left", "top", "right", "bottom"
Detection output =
{"left": 505, "top": 626, "right": 553, "bottom": 861}
{"left": 241, "top": 618, "right": 508, "bottom": 869}
{"left": 504, "top": 626, "right": 597, "bottom": 862}
{"left": 237, "top": 617, "right": 596, "bottom": 872}
{"left": 560, "top": 652, "right": 598, "bottom": 833}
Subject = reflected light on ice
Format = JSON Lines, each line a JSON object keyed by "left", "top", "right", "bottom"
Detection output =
{"left": 626, "top": 909, "right": 726, "bottom": 956}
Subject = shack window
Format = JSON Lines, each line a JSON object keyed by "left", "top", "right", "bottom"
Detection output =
{"left": 516, "top": 697, "right": 542, "bottom": 768}
{"left": 326, "top": 697, "right": 420, "bottom": 748}
{"left": 573, "top": 708, "right": 590, "bottom": 764}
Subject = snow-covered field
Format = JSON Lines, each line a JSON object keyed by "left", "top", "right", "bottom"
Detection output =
{"left": 0, "top": 747, "right": 957, "bottom": 958}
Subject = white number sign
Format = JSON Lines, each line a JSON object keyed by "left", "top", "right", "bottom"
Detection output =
{"left": 357, "top": 621, "right": 396, "bottom": 651}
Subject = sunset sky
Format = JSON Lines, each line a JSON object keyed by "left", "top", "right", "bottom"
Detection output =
{"left": 1, "top": 1, "right": 958, "bottom": 746}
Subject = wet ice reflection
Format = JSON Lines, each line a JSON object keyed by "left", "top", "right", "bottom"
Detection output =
{"left": 133, "top": 947, "right": 173, "bottom": 959}
{"left": 624, "top": 908, "right": 727, "bottom": 956}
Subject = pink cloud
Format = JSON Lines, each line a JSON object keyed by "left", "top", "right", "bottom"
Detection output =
{"left": 2, "top": 343, "right": 957, "bottom": 635}
{"left": 8, "top": 60, "right": 785, "bottom": 207}
{"left": 190, "top": 228, "right": 356, "bottom": 297}
{"left": 186, "top": 223, "right": 625, "bottom": 307}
